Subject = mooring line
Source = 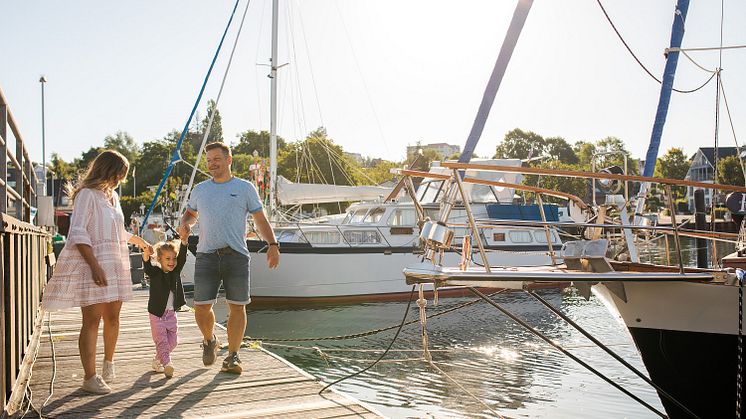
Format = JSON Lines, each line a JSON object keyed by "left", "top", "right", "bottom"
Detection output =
{"left": 467, "top": 287, "right": 667, "bottom": 418}
{"left": 528, "top": 290, "right": 698, "bottom": 418}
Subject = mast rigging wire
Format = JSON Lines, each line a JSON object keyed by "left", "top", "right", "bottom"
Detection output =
{"left": 141, "top": 0, "right": 244, "bottom": 232}
{"left": 595, "top": 0, "right": 714, "bottom": 94}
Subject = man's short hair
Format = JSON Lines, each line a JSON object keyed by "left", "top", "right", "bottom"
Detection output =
{"left": 205, "top": 142, "right": 232, "bottom": 157}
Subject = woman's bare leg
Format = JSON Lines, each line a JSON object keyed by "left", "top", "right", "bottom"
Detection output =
{"left": 102, "top": 300, "right": 123, "bottom": 362}
{"left": 80, "top": 304, "right": 105, "bottom": 379}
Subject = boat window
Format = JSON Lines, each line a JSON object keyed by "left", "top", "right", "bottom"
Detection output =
{"left": 364, "top": 207, "right": 386, "bottom": 224}
{"left": 348, "top": 208, "right": 369, "bottom": 224}
{"left": 493, "top": 232, "right": 505, "bottom": 241}
{"left": 343, "top": 230, "right": 382, "bottom": 245}
{"left": 424, "top": 208, "right": 440, "bottom": 220}
{"left": 387, "top": 209, "right": 417, "bottom": 226}
{"left": 533, "top": 231, "right": 548, "bottom": 243}
{"left": 509, "top": 230, "right": 533, "bottom": 243}
{"left": 304, "top": 231, "right": 341, "bottom": 244}
{"left": 419, "top": 180, "right": 444, "bottom": 203}
{"left": 277, "top": 230, "right": 303, "bottom": 243}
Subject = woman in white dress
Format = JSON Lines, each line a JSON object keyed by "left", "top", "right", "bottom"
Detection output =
{"left": 42, "top": 150, "right": 150, "bottom": 394}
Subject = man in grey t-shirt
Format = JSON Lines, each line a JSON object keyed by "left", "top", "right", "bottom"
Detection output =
{"left": 180, "top": 142, "right": 279, "bottom": 374}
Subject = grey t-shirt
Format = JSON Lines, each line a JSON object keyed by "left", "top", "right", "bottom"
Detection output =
{"left": 187, "top": 177, "right": 263, "bottom": 257}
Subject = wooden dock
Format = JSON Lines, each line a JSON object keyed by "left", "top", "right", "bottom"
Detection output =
{"left": 23, "top": 289, "right": 382, "bottom": 418}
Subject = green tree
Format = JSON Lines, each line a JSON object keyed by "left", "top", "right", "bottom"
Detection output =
{"left": 359, "top": 160, "right": 400, "bottom": 185}
{"left": 654, "top": 147, "right": 690, "bottom": 199}
{"left": 103, "top": 131, "right": 140, "bottom": 164}
{"left": 405, "top": 147, "right": 441, "bottom": 172}
{"left": 134, "top": 130, "right": 200, "bottom": 197}
{"left": 233, "top": 130, "right": 287, "bottom": 157}
{"left": 76, "top": 146, "right": 104, "bottom": 171}
{"left": 574, "top": 141, "right": 596, "bottom": 167}
{"left": 493, "top": 128, "right": 544, "bottom": 160}
{"left": 525, "top": 161, "right": 589, "bottom": 203}
{"left": 544, "top": 136, "right": 578, "bottom": 164}
{"left": 201, "top": 99, "right": 223, "bottom": 144}
{"left": 277, "top": 128, "right": 360, "bottom": 185}
{"left": 49, "top": 153, "right": 79, "bottom": 183}
{"left": 717, "top": 155, "right": 746, "bottom": 186}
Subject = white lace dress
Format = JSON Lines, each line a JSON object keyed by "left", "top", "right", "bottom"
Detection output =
{"left": 42, "top": 188, "right": 133, "bottom": 310}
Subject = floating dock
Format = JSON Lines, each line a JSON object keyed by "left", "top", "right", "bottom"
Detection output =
{"left": 22, "top": 290, "right": 382, "bottom": 418}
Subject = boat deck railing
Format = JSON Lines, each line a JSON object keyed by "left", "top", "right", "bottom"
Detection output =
{"left": 398, "top": 162, "right": 746, "bottom": 274}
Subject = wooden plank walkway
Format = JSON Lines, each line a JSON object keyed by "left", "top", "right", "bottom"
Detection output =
{"left": 24, "top": 289, "right": 382, "bottom": 418}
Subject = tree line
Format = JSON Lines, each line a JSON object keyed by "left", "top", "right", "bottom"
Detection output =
{"left": 49, "top": 101, "right": 727, "bottom": 219}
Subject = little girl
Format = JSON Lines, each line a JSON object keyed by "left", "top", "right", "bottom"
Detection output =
{"left": 143, "top": 225, "right": 188, "bottom": 378}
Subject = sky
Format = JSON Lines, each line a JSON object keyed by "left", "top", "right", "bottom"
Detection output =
{"left": 1, "top": 0, "right": 745, "bottom": 167}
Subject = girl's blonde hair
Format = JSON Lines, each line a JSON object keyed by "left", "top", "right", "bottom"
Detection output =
{"left": 67, "top": 150, "right": 129, "bottom": 201}
{"left": 154, "top": 239, "right": 181, "bottom": 258}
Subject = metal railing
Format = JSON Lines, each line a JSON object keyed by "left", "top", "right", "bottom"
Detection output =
{"left": 1, "top": 213, "right": 51, "bottom": 413}
{"left": 0, "top": 86, "right": 39, "bottom": 223}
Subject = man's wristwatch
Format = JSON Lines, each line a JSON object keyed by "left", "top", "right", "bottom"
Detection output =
{"left": 268, "top": 242, "right": 280, "bottom": 248}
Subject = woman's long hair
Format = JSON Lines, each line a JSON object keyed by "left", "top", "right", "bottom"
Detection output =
{"left": 67, "top": 150, "right": 130, "bottom": 201}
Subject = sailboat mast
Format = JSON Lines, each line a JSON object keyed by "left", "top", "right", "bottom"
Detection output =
{"left": 269, "top": 0, "right": 279, "bottom": 218}
{"left": 458, "top": 0, "right": 533, "bottom": 164}
{"left": 634, "top": 0, "right": 690, "bottom": 220}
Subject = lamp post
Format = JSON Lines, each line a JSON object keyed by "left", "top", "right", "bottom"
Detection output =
{"left": 39, "top": 75, "right": 48, "bottom": 195}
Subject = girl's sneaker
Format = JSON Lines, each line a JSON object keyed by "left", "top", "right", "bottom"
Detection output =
{"left": 102, "top": 360, "right": 116, "bottom": 383}
{"left": 81, "top": 374, "right": 111, "bottom": 394}
{"left": 152, "top": 356, "right": 164, "bottom": 373}
{"left": 164, "top": 363, "right": 175, "bottom": 378}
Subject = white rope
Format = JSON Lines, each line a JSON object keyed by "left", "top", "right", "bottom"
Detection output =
{"left": 178, "top": 0, "right": 253, "bottom": 217}
{"left": 679, "top": 50, "right": 718, "bottom": 73}
{"left": 415, "top": 284, "right": 505, "bottom": 418}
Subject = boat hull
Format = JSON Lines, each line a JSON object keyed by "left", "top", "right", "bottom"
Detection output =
{"left": 593, "top": 281, "right": 744, "bottom": 418}
{"left": 181, "top": 242, "right": 554, "bottom": 302}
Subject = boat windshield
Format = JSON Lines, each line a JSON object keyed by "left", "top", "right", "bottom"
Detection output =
{"left": 363, "top": 207, "right": 386, "bottom": 224}
{"left": 342, "top": 208, "right": 368, "bottom": 224}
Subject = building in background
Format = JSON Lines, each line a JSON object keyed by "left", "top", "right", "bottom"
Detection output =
{"left": 406, "top": 142, "right": 460, "bottom": 160}
{"left": 685, "top": 147, "right": 742, "bottom": 210}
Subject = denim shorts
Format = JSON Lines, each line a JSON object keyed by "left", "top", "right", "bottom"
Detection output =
{"left": 194, "top": 247, "right": 250, "bottom": 305}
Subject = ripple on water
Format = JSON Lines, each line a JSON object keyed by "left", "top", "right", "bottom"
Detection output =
{"left": 192, "top": 287, "right": 668, "bottom": 418}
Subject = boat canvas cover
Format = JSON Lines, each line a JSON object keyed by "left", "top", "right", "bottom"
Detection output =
{"left": 276, "top": 175, "right": 393, "bottom": 205}
{"left": 424, "top": 159, "right": 523, "bottom": 203}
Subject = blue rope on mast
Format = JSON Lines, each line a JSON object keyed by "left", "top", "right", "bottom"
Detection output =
{"left": 642, "top": 0, "right": 690, "bottom": 177}
{"left": 140, "top": 0, "right": 242, "bottom": 235}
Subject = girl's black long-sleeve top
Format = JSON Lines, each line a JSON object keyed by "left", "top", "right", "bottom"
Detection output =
{"left": 144, "top": 244, "right": 187, "bottom": 317}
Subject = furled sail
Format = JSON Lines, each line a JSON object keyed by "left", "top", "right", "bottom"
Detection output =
{"left": 276, "top": 176, "right": 392, "bottom": 205}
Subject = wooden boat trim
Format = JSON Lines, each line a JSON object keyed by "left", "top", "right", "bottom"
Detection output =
{"left": 440, "top": 162, "right": 746, "bottom": 194}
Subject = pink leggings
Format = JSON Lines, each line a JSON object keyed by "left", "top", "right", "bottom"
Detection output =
{"left": 149, "top": 310, "right": 178, "bottom": 365}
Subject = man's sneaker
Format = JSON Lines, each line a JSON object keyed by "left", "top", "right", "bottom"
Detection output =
{"left": 164, "top": 363, "right": 175, "bottom": 378}
{"left": 102, "top": 360, "right": 116, "bottom": 383}
{"left": 152, "top": 356, "right": 164, "bottom": 373}
{"left": 201, "top": 335, "right": 220, "bottom": 366}
{"left": 81, "top": 375, "right": 111, "bottom": 394}
{"left": 221, "top": 351, "right": 242, "bottom": 374}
